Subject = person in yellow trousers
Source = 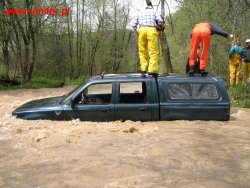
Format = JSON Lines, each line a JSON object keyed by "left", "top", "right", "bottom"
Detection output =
{"left": 228, "top": 41, "right": 246, "bottom": 85}
{"left": 132, "top": 1, "right": 163, "bottom": 77}
{"left": 242, "top": 39, "right": 250, "bottom": 82}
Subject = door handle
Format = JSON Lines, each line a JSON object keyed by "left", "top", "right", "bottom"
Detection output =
{"left": 139, "top": 108, "right": 147, "bottom": 111}
{"left": 102, "top": 108, "right": 110, "bottom": 112}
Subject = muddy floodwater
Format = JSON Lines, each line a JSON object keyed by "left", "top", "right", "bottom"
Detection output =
{"left": 0, "top": 86, "right": 250, "bottom": 188}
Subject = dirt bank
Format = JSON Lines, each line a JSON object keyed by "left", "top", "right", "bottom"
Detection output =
{"left": 0, "top": 86, "right": 250, "bottom": 187}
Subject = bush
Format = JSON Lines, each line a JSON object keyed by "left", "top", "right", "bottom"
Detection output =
{"left": 228, "top": 84, "right": 250, "bottom": 108}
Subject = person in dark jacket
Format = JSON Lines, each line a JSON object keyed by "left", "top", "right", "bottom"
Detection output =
{"left": 243, "top": 39, "right": 250, "bottom": 82}
{"left": 188, "top": 23, "right": 233, "bottom": 77}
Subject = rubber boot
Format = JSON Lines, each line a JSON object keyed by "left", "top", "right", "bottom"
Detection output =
{"left": 141, "top": 71, "right": 146, "bottom": 78}
{"left": 200, "top": 70, "right": 208, "bottom": 77}
{"left": 188, "top": 66, "right": 195, "bottom": 77}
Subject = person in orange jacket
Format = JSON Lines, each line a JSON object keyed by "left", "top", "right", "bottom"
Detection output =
{"left": 188, "top": 23, "right": 233, "bottom": 77}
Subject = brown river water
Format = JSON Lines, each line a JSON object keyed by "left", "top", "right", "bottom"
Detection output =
{"left": 0, "top": 86, "right": 249, "bottom": 188}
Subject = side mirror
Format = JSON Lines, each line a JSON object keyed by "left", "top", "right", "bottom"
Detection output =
{"left": 70, "top": 99, "right": 74, "bottom": 108}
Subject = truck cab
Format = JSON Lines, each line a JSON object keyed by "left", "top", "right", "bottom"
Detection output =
{"left": 63, "top": 73, "right": 230, "bottom": 121}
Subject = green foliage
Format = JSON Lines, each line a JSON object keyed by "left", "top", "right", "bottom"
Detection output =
{"left": 228, "top": 84, "right": 250, "bottom": 108}
{"left": 168, "top": 0, "right": 250, "bottom": 76}
{"left": 0, "top": 77, "right": 66, "bottom": 90}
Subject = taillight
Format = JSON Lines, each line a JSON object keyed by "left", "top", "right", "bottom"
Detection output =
{"left": 227, "top": 107, "right": 230, "bottom": 121}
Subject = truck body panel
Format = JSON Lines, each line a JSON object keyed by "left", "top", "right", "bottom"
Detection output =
{"left": 13, "top": 74, "right": 230, "bottom": 121}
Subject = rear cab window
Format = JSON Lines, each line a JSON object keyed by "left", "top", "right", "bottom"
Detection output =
{"left": 167, "top": 83, "right": 219, "bottom": 100}
{"left": 157, "top": 77, "right": 222, "bottom": 102}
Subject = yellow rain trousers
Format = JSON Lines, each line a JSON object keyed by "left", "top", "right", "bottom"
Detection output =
{"left": 138, "top": 27, "right": 159, "bottom": 73}
{"left": 242, "top": 62, "right": 250, "bottom": 81}
{"left": 229, "top": 54, "right": 242, "bottom": 85}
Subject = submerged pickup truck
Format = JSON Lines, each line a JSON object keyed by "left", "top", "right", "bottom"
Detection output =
{"left": 12, "top": 73, "right": 230, "bottom": 121}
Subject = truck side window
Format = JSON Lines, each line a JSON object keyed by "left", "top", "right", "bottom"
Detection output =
{"left": 76, "top": 83, "right": 112, "bottom": 104}
{"left": 119, "top": 82, "right": 147, "bottom": 103}
{"left": 167, "top": 83, "right": 219, "bottom": 100}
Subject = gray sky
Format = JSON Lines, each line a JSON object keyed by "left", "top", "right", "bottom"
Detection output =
{"left": 128, "top": 0, "right": 178, "bottom": 27}
{"left": 130, "top": 0, "right": 178, "bottom": 16}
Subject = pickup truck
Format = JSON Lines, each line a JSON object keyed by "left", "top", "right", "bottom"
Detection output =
{"left": 12, "top": 73, "right": 230, "bottom": 121}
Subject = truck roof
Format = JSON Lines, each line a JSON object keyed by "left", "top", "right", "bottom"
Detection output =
{"left": 89, "top": 73, "right": 224, "bottom": 82}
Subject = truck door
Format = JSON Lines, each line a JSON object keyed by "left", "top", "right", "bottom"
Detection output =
{"left": 64, "top": 82, "right": 115, "bottom": 121}
{"left": 114, "top": 81, "right": 154, "bottom": 121}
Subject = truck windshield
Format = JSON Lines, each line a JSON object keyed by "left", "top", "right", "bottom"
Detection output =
{"left": 59, "top": 82, "right": 86, "bottom": 104}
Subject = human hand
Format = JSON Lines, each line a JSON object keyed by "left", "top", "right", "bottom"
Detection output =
{"left": 156, "top": 25, "right": 165, "bottom": 31}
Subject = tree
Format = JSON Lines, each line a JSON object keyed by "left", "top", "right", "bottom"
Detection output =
{"left": 145, "top": 0, "right": 173, "bottom": 73}
{"left": 0, "top": 1, "right": 11, "bottom": 79}
{"left": 2, "top": 0, "right": 42, "bottom": 82}
{"left": 159, "top": 0, "right": 173, "bottom": 73}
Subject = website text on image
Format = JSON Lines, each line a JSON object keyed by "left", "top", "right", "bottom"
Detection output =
{"left": 3, "top": 6, "right": 70, "bottom": 16}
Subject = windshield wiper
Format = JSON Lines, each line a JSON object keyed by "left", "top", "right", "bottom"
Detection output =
{"left": 57, "top": 95, "right": 65, "bottom": 104}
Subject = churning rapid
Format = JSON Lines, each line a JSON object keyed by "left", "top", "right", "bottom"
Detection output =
{"left": 0, "top": 86, "right": 249, "bottom": 187}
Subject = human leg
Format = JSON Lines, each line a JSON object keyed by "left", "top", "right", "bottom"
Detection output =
{"left": 229, "top": 60, "right": 236, "bottom": 85}
{"left": 200, "top": 32, "right": 211, "bottom": 70}
{"left": 243, "top": 62, "right": 250, "bottom": 81}
{"left": 138, "top": 28, "right": 149, "bottom": 72}
{"left": 189, "top": 32, "right": 201, "bottom": 67}
{"left": 235, "top": 62, "right": 241, "bottom": 85}
{"left": 188, "top": 32, "right": 201, "bottom": 76}
{"left": 147, "top": 27, "right": 159, "bottom": 73}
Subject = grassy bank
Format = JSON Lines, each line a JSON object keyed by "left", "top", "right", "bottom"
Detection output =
{"left": 0, "top": 77, "right": 85, "bottom": 90}
{"left": 228, "top": 84, "right": 250, "bottom": 108}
